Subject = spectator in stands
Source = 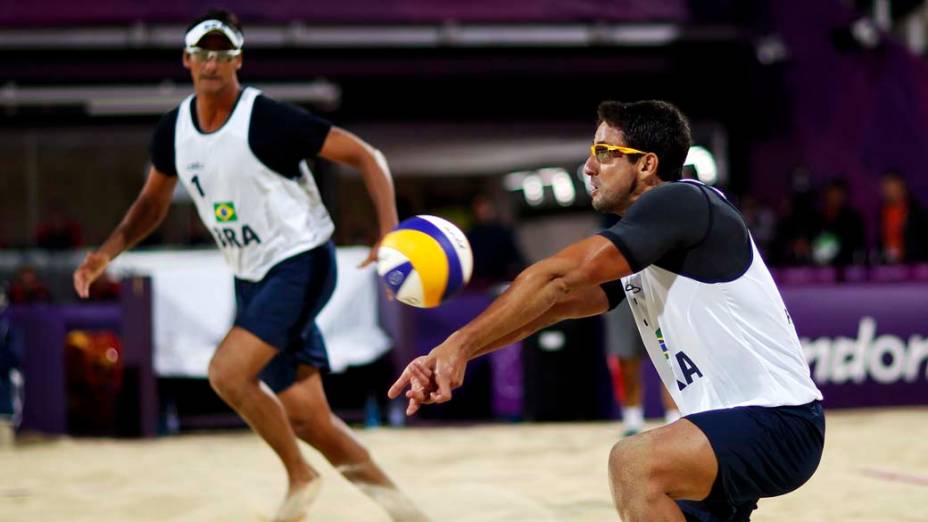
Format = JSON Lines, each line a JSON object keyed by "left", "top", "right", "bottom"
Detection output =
{"left": 8, "top": 266, "right": 52, "bottom": 304}
{"left": 770, "top": 166, "right": 818, "bottom": 266}
{"left": 740, "top": 195, "right": 776, "bottom": 258}
{"left": 811, "top": 179, "right": 865, "bottom": 266}
{"left": 880, "top": 170, "right": 928, "bottom": 263}
{"left": 466, "top": 194, "right": 526, "bottom": 289}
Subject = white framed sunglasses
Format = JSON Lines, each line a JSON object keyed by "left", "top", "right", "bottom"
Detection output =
{"left": 185, "top": 46, "right": 242, "bottom": 63}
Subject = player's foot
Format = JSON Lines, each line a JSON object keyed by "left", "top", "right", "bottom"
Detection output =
{"left": 356, "top": 482, "right": 431, "bottom": 522}
{"left": 273, "top": 477, "right": 323, "bottom": 522}
{"left": 620, "top": 406, "right": 644, "bottom": 438}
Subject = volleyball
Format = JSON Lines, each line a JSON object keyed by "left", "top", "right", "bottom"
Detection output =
{"left": 377, "top": 215, "right": 473, "bottom": 308}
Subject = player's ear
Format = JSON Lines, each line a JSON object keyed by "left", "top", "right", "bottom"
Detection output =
{"left": 182, "top": 51, "right": 192, "bottom": 70}
{"left": 640, "top": 152, "right": 659, "bottom": 176}
{"left": 235, "top": 53, "right": 243, "bottom": 71}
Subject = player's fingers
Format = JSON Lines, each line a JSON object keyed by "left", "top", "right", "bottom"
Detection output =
{"left": 406, "top": 397, "right": 421, "bottom": 415}
{"left": 74, "top": 271, "right": 89, "bottom": 299}
{"left": 388, "top": 367, "right": 413, "bottom": 399}
{"left": 432, "top": 366, "right": 453, "bottom": 403}
{"left": 357, "top": 249, "right": 378, "bottom": 268}
{"left": 73, "top": 271, "right": 83, "bottom": 295}
{"left": 405, "top": 378, "right": 428, "bottom": 402}
{"left": 410, "top": 362, "right": 432, "bottom": 383}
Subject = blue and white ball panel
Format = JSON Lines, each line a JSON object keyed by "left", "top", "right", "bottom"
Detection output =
{"left": 377, "top": 215, "right": 473, "bottom": 308}
{"left": 397, "top": 215, "right": 472, "bottom": 299}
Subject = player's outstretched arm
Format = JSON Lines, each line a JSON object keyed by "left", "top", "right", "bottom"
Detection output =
{"left": 319, "top": 127, "right": 398, "bottom": 267}
{"left": 471, "top": 283, "right": 611, "bottom": 358}
{"left": 389, "top": 234, "right": 632, "bottom": 414}
{"left": 73, "top": 166, "right": 176, "bottom": 298}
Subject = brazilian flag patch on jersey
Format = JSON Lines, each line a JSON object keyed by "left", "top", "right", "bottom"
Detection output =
{"left": 213, "top": 202, "right": 238, "bottom": 223}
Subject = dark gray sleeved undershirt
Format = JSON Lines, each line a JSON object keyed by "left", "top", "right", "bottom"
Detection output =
{"left": 597, "top": 181, "right": 754, "bottom": 309}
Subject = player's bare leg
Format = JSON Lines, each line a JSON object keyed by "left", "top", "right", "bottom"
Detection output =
{"left": 608, "top": 418, "right": 717, "bottom": 521}
{"left": 279, "top": 366, "right": 429, "bottom": 521}
{"left": 208, "top": 327, "right": 318, "bottom": 520}
{"left": 618, "top": 357, "right": 645, "bottom": 435}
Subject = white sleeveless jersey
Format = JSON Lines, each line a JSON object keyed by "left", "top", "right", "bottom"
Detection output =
{"left": 607, "top": 181, "right": 822, "bottom": 415}
{"left": 173, "top": 87, "right": 334, "bottom": 281}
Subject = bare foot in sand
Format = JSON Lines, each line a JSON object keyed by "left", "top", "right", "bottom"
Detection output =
{"left": 273, "top": 476, "right": 323, "bottom": 522}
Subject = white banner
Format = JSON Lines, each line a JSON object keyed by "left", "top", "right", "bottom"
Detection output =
{"left": 110, "top": 247, "right": 391, "bottom": 376}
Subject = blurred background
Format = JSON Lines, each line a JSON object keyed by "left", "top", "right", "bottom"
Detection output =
{"left": 1, "top": 0, "right": 927, "bottom": 451}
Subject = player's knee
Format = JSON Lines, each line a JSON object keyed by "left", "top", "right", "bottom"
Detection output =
{"left": 289, "top": 411, "right": 334, "bottom": 444}
{"left": 609, "top": 438, "right": 652, "bottom": 492}
{"left": 208, "top": 357, "right": 243, "bottom": 404}
{"left": 289, "top": 416, "right": 316, "bottom": 442}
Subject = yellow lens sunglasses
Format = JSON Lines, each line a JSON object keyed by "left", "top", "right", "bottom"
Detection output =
{"left": 590, "top": 143, "right": 650, "bottom": 163}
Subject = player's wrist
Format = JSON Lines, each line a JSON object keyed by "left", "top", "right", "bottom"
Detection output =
{"left": 444, "top": 330, "right": 477, "bottom": 361}
{"left": 93, "top": 249, "right": 115, "bottom": 264}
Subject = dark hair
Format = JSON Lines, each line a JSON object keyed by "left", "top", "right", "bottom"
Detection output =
{"left": 186, "top": 9, "right": 244, "bottom": 35}
{"left": 596, "top": 100, "right": 693, "bottom": 182}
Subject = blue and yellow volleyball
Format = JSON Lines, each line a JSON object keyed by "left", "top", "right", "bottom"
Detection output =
{"left": 377, "top": 215, "right": 473, "bottom": 308}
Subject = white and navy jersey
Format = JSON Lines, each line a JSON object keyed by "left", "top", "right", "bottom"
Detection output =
{"left": 149, "top": 87, "right": 335, "bottom": 281}
{"left": 598, "top": 181, "right": 822, "bottom": 415}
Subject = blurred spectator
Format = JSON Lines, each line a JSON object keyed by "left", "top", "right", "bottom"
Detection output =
{"left": 880, "top": 171, "right": 928, "bottom": 263}
{"left": 770, "top": 166, "right": 818, "bottom": 265}
{"left": 740, "top": 195, "right": 777, "bottom": 256}
{"left": 35, "top": 208, "right": 83, "bottom": 250}
{"left": 811, "top": 179, "right": 865, "bottom": 266}
{"left": 466, "top": 194, "right": 526, "bottom": 289}
{"left": 8, "top": 266, "right": 52, "bottom": 304}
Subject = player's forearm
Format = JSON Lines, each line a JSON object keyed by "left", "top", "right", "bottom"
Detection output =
{"left": 469, "top": 285, "right": 608, "bottom": 358}
{"left": 453, "top": 262, "right": 572, "bottom": 360}
{"left": 470, "top": 309, "right": 563, "bottom": 358}
{"left": 97, "top": 196, "right": 170, "bottom": 260}
{"left": 358, "top": 149, "right": 399, "bottom": 236}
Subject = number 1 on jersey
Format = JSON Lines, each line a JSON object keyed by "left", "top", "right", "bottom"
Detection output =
{"left": 191, "top": 175, "right": 205, "bottom": 197}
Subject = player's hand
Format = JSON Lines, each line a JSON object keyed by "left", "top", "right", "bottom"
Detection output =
{"left": 73, "top": 251, "right": 110, "bottom": 299}
{"left": 358, "top": 239, "right": 382, "bottom": 268}
{"left": 388, "top": 343, "right": 468, "bottom": 415}
{"left": 388, "top": 356, "right": 435, "bottom": 415}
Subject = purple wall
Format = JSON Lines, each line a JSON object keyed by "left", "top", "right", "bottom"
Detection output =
{"left": 752, "top": 0, "right": 928, "bottom": 228}
{"left": 783, "top": 282, "right": 928, "bottom": 408}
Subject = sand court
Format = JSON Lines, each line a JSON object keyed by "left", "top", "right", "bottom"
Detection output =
{"left": 2, "top": 407, "right": 926, "bottom": 521}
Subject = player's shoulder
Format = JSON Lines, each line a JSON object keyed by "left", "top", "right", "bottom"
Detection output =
{"left": 151, "top": 106, "right": 182, "bottom": 145}
{"left": 635, "top": 180, "right": 707, "bottom": 209}
{"left": 654, "top": 180, "right": 706, "bottom": 197}
{"left": 154, "top": 106, "right": 182, "bottom": 129}
{"left": 253, "top": 92, "right": 312, "bottom": 119}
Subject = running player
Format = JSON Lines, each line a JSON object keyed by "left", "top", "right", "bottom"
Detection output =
{"left": 74, "top": 9, "right": 425, "bottom": 522}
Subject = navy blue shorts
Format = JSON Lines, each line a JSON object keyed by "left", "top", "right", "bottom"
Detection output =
{"left": 677, "top": 401, "right": 825, "bottom": 522}
{"left": 233, "top": 242, "right": 337, "bottom": 393}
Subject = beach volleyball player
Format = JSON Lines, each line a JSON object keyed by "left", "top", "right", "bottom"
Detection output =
{"left": 390, "top": 100, "right": 825, "bottom": 521}
{"left": 73, "top": 9, "right": 426, "bottom": 522}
